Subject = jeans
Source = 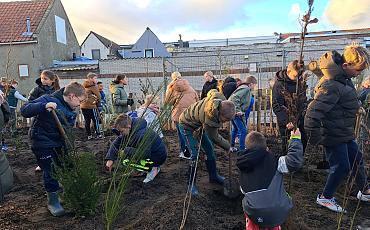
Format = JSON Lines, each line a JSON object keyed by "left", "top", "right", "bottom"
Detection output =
{"left": 323, "top": 140, "right": 369, "bottom": 198}
{"left": 179, "top": 124, "right": 215, "bottom": 161}
{"left": 33, "top": 148, "right": 64, "bottom": 193}
{"left": 231, "top": 116, "right": 247, "bottom": 150}
{"left": 176, "top": 122, "right": 186, "bottom": 152}
{"left": 81, "top": 108, "right": 101, "bottom": 136}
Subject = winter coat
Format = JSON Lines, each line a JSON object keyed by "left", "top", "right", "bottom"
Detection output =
{"left": 236, "top": 138, "right": 303, "bottom": 228}
{"left": 222, "top": 77, "right": 237, "bottom": 99}
{"left": 0, "top": 101, "right": 10, "bottom": 128}
{"left": 80, "top": 80, "right": 100, "bottom": 109}
{"left": 272, "top": 70, "right": 307, "bottom": 127}
{"left": 228, "top": 84, "right": 251, "bottom": 114}
{"left": 105, "top": 118, "right": 167, "bottom": 167}
{"left": 358, "top": 88, "right": 370, "bottom": 128}
{"left": 20, "top": 88, "right": 77, "bottom": 150}
{"left": 179, "top": 89, "right": 230, "bottom": 150}
{"left": 201, "top": 78, "right": 218, "bottom": 99}
{"left": 109, "top": 82, "right": 128, "bottom": 113}
{"left": 28, "top": 78, "right": 55, "bottom": 101}
{"left": 304, "top": 50, "right": 360, "bottom": 146}
{"left": 165, "top": 78, "right": 199, "bottom": 122}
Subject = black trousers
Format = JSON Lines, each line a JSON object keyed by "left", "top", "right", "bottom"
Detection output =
{"left": 81, "top": 108, "right": 101, "bottom": 136}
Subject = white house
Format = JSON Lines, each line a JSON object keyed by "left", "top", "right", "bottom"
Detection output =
{"left": 80, "top": 31, "right": 121, "bottom": 60}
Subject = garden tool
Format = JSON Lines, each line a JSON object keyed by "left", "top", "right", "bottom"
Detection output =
{"left": 51, "top": 110, "right": 73, "bottom": 149}
{"left": 122, "top": 158, "right": 154, "bottom": 172}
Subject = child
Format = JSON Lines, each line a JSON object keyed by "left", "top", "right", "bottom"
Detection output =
{"left": 80, "top": 73, "right": 102, "bottom": 140}
{"left": 29, "top": 70, "right": 60, "bottom": 101}
{"left": 305, "top": 45, "right": 370, "bottom": 212}
{"left": 20, "top": 82, "right": 86, "bottom": 217}
{"left": 178, "top": 89, "right": 236, "bottom": 195}
{"left": 136, "top": 94, "right": 163, "bottom": 138}
{"left": 105, "top": 114, "right": 167, "bottom": 183}
{"left": 109, "top": 74, "right": 129, "bottom": 114}
{"left": 97, "top": 81, "right": 107, "bottom": 112}
{"left": 6, "top": 80, "right": 28, "bottom": 135}
{"left": 29, "top": 70, "right": 60, "bottom": 171}
{"left": 229, "top": 76, "right": 257, "bottom": 150}
{"left": 237, "top": 129, "right": 303, "bottom": 230}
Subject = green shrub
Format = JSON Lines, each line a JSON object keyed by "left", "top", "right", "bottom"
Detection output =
{"left": 54, "top": 152, "right": 101, "bottom": 216}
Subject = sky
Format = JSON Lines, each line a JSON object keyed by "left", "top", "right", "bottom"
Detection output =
{"left": 2, "top": 0, "right": 370, "bottom": 44}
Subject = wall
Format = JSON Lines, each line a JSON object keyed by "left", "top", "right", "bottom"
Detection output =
{"left": 81, "top": 34, "right": 110, "bottom": 59}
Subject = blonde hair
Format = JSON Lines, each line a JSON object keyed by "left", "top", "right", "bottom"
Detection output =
{"left": 205, "top": 71, "right": 214, "bottom": 78}
{"left": 86, "top": 72, "right": 98, "bottom": 79}
{"left": 246, "top": 131, "right": 267, "bottom": 150}
{"left": 362, "top": 76, "right": 370, "bottom": 88}
{"left": 144, "top": 94, "right": 158, "bottom": 107}
{"left": 343, "top": 44, "right": 370, "bottom": 69}
{"left": 171, "top": 71, "right": 181, "bottom": 80}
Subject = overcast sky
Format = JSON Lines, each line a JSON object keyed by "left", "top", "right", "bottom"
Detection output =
{"left": 2, "top": 0, "right": 370, "bottom": 44}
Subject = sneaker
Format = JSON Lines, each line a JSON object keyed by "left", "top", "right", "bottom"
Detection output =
{"left": 143, "top": 167, "right": 160, "bottom": 183}
{"left": 316, "top": 194, "right": 347, "bottom": 213}
{"left": 1, "top": 144, "right": 8, "bottom": 152}
{"left": 179, "top": 151, "right": 191, "bottom": 160}
{"left": 87, "top": 135, "right": 93, "bottom": 140}
{"left": 35, "top": 166, "right": 42, "bottom": 172}
{"left": 357, "top": 191, "right": 370, "bottom": 202}
{"left": 96, "top": 134, "right": 104, "bottom": 139}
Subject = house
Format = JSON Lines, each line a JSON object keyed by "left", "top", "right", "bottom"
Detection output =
{"left": 123, "top": 27, "right": 170, "bottom": 58}
{"left": 0, "top": 0, "right": 80, "bottom": 94}
{"left": 80, "top": 31, "right": 122, "bottom": 60}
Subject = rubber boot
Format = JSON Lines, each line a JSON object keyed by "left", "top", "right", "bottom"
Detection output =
{"left": 47, "top": 192, "right": 65, "bottom": 217}
{"left": 187, "top": 161, "right": 199, "bottom": 196}
{"left": 205, "top": 160, "right": 225, "bottom": 185}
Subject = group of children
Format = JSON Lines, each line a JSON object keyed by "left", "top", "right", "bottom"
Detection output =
{"left": 1, "top": 44, "right": 370, "bottom": 229}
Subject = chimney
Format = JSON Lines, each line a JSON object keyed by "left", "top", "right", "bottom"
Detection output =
{"left": 178, "top": 34, "right": 184, "bottom": 48}
{"left": 22, "top": 17, "right": 33, "bottom": 36}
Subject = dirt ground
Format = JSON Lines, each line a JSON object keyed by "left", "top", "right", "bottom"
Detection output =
{"left": 0, "top": 128, "right": 369, "bottom": 230}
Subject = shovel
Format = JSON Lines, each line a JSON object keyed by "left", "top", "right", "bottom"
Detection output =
{"left": 223, "top": 150, "right": 240, "bottom": 199}
{"left": 51, "top": 109, "right": 73, "bottom": 149}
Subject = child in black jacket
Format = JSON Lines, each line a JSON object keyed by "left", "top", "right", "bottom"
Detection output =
{"left": 236, "top": 129, "right": 303, "bottom": 230}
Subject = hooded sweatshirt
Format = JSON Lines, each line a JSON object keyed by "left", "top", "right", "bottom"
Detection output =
{"left": 201, "top": 78, "right": 218, "bottom": 99}
{"left": 304, "top": 50, "right": 360, "bottom": 146}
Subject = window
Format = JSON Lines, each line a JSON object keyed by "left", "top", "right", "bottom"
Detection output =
{"left": 18, "top": 64, "right": 29, "bottom": 77}
{"left": 144, "top": 49, "right": 154, "bottom": 58}
{"left": 55, "top": 15, "right": 66, "bottom": 44}
{"left": 92, "top": 49, "right": 101, "bottom": 60}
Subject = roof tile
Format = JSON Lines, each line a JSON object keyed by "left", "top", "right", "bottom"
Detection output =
{"left": 0, "top": 0, "right": 51, "bottom": 43}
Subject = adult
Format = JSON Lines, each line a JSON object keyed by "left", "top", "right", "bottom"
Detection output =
{"left": 272, "top": 60, "right": 308, "bottom": 153}
{"left": 165, "top": 71, "right": 199, "bottom": 158}
{"left": 305, "top": 45, "right": 370, "bottom": 213}
{"left": 200, "top": 71, "right": 218, "bottom": 99}
{"left": 109, "top": 74, "right": 129, "bottom": 114}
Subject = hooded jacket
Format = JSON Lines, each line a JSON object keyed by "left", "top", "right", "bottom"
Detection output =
{"left": 228, "top": 84, "right": 251, "bottom": 114}
{"left": 80, "top": 80, "right": 100, "bottom": 109}
{"left": 201, "top": 78, "right": 218, "bottom": 99}
{"left": 109, "top": 82, "right": 128, "bottom": 113}
{"left": 28, "top": 78, "right": 55, "bottom": 101}
{"left": 272, "top": 70, "right": 307, "bottom": 127}
{"left": 165, "top": 78, "right": 199, "bottom": 122}
{"left": 21, "top": 88, "right": 77, "bottom": 150}
{"left": 304, "top": 51, "right": 360, "bottom": 146}
{"left": 236, "top": 138, "right": 303, "bottom": 228}
{"left": 105, "top": 118, "right": 167, "bottom": 167}
{"left": 179, "top": 89, "right": 230, "bottom": 150}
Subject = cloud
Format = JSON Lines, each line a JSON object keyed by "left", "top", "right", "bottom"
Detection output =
{"left": 60, "top": 0, "right": 249, "bottom": 44}
{"left": 324, "top": 0, "right": 370, "bottom": 29}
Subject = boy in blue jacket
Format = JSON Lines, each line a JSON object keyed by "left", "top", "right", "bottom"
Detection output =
{"left": 105, "top": 114, "right": 167, "bottom": 183}
{"left": 237, "top": 129, "right": 303, "bottom": 229}
{"left": 20, "top": 82, "right": 86, "bottom": 217}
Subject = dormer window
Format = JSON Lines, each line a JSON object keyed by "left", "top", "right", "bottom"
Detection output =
{"left": 144, "top": 49, "right": 154, "bottom": 58}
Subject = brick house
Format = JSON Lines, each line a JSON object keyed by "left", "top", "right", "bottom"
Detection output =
{"left": 0, "top": 0, "right": 80, "bottom": 94}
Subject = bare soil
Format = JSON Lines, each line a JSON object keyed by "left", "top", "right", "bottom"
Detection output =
{"left": 0, "top": 129, "right": 369, "bottom": 230}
